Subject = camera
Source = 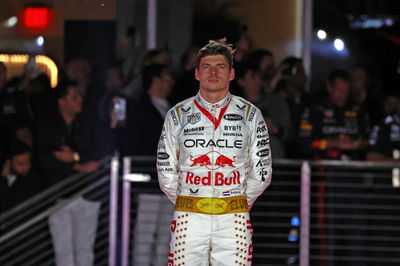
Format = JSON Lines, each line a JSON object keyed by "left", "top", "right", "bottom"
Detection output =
{"left": 282, "top": 65, "right": 297, "bottom": 75}
{"left": 112, "top": 97, "right": 126, "bottom": 121}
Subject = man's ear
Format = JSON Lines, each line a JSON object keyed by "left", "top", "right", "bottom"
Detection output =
{"left": 195, "top": 68, "right": 200, "bottom": 81}
{"left": 229, "top": 68, "right": 235, "bottom": 81}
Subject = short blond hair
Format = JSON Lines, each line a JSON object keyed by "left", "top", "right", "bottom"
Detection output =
{"left": 196, "top": 38, "right": 235, "bottom": 69}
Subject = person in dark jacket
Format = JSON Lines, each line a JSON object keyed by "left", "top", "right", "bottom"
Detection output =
{"left": 0, "top": 140, "right": 45, "bottom": 213}
{"left": 121, "top": 63, "right": 173, "bottom": 156}
{"left": 33, "top": 80, "right": 99, "bottom": 186}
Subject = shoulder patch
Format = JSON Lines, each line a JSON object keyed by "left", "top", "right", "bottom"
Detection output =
{"left": 238, "top": 99, "right": 252, "bottom": 120}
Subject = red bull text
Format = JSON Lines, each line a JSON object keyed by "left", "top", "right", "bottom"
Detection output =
{"left": 185, "top": 171, "right": 241, "bottom": 186}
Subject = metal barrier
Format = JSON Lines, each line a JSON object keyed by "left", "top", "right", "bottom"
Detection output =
{"left": 0, "top": 156, "right": 113, "bottom": 266}
{"left": 2, "top": 156, "right": 400, "bottom": 266}
{"left": 122, "top": 156, "right": 400, "bottom": 266}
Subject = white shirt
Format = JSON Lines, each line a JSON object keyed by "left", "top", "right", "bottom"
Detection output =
{"left": 151, "top": 97, "right": 170, "bottom": 119}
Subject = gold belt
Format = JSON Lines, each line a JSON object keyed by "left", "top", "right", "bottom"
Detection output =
{"left": 175, "top": 195, "right": 248, "bottom": 215}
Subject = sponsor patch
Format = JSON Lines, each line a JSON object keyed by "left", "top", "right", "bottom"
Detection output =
{"left": 182, "top": 107, "right": 191, "bottom": 112}
{"left": 224, "top": 114, "right": 243, "bottom": 121}
{"left": 256, "top": 139, "right": 269, "bottom": 147}
{"left": 248, "top": 108, "right": 256, "bottom": 121}
{"left": 224, "top": 125, "right": 242, "bottom": 131}
{"left": 184, "top": 127, "right": 204, "bottom": 133}
{"left": 256, "top": 148, "right": 270, "bottom": 157}
{"left": 190, "top": 188, "right": 199, "bottom": 194}
{"left": 190, "top": 151, "right": 236, "bottom": 170}
{"left": 171, "top": 111, "right": 179, "bottom": 125}
{"left": 223, "top": 132, "right": 243, "bottom": 137}
{"left": 236, "top": 104, "right": 246, "bottom": 110}
{"left": 184, "top": 139, "right": 243, "bottom": 148}
{"left": 185, "top": 171, "right": 241, "bottom": 186}
{"left": 157, "top": 152, "right": 170, "bottom": 160}
{"left": 187, "top": 113, "right": 201, "bottom": 124}
{"left": 257, "top": 125, "right": 267, "bottom": 133}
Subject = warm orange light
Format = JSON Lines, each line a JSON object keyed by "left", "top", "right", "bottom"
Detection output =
{"left": 0, "top": 54, "right": 58, "bottom": 88}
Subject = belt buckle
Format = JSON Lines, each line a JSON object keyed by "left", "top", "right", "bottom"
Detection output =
{"left": 196, "top": 198, "right": 227, "bottom": 214}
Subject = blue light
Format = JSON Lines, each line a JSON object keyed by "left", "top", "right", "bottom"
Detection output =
{"left": 288, "top": 228, "right": 298, "bottom": 242}
{"left": 291, "top": 216, "right": 300, "bottom": 226}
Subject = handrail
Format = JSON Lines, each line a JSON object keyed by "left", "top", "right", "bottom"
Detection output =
{"left": 123, "top": 156, "right": 400, "bottom": 169}
{"left": 0, "top": 156, "right": 111, "bottom": 224}
{"left": 0, "top": 171, "right": 109, "bottom": 244}
{"left": 0, "top": 165, "right": 110, "bottom": 230}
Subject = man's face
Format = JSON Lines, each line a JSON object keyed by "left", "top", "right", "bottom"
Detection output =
{"left": 238, "top": 70, "right": 262, "bottom": 93}
{"left": 327, "top": 78, "right": 350, "bottom": 107}
{"left": 60, "top": 86, "right": 83, "bottom": 115}
{"left": 11, "top": 152, "right": 31, "bottom": 176}
{"left": 158, "top": 70, "right": 174, "bottom": 98}
{"left": 195, "top": 55, "right": 234, "bottom": 93}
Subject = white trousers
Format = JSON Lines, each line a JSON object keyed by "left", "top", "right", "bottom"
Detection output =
{"left": 49, "top": 197, "right": 101, "bottom": 266}
{"left": 168, "top": 211, "right": 253, "bottom": 266}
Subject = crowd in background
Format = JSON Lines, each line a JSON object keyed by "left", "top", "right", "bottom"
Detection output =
{"left": 1, "top": 35, "right": 400, "bottom": 214}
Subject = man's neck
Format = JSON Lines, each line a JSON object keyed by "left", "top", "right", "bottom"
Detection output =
{"left": 148, "top": 89, "right": 164, "bottom": 99}
{"left": 59, "top": 107, "right": 76, "bottom": 125}
{"left": 199, "top": 89, "right": 229, "bottom": 104}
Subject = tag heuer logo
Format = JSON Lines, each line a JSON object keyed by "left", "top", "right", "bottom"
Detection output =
{"left": 187, "top": 113, "right": 201, "bottom": 124}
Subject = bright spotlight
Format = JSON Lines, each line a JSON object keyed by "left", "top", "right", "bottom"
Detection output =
{"left": 317, "top": 30, "right": 327, "bottom": 40}
{"left": 4, "top": 16, "right": 18, "bottom": 28}
{"left": 334, "top": 38, "right": 344, "bottom": 51}
{"left": 36, "top": 36, "right": 44, "bottom": 46}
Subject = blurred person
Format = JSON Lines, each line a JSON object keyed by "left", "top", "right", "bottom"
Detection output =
{"left": 298, "top": 69, "right": 369, "bottom": 266}
{"left": 122, "top": 63, "right": 173, "bottom": 156}
{"left": 157, "top": 39, "right": 272, "bottom": 265}
{"left": 124, "top": 63, "right": 175, "bottom": 265}
{"left": 34, "top": 80, "right": 99, "bottom": 185}
{"left": 25, "top": 73, "right": 52, "bottom": 121}
{"left": 382, "top": 92, "right": 400, "bottom": 117}
{"left": 0, "top": 77, "right": 32, "bottom": 158}
{"left": 33, "top": 80, "right": 102, "bottom": 266}
{"left": 0, "top": 62, "right": 7, "bottom": 91}
{"left": 246, "top": 49, "right": 275, "bottom": 91}
{"left": 235, "top": 63, "right": 290, "bottom": 158}
{"left": 351, "top": 63, "right": 380, "bottom": 125}
{"left": 367, "top": 92, "right": 400, "bottom": 162}
{"left": 234, "top": 26, "right": 253, "bottom": 63}
{"left": 96, "top": 65, "right": 125, "bottom": 156}
{"left": 116, "top": 26, "right": 140, "bottom": 78}
{"left": 169, "top": 46, "right": 200, "bottom": 104}
{"left": 65, "top": 58, "right": 101, "bottom": 124}
{"left": 0, "top": 140, "right": 45, "bottom": 213}
{"left": 65, "top": 58, "right": 91, "bottom": 97}
{"left": 121, "top": 49, "right": 172, "bottom": 101}
{"left": 298, "top": 69, "right": 369, "bottom": 160}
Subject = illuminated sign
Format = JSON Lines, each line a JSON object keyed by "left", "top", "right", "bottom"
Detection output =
{"left": 23, "top": 7, "right": 50, "bottom": 28}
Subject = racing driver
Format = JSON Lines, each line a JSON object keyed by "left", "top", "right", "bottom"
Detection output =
{"left": 157, "top": 38, "right": 272, "bottom": 266}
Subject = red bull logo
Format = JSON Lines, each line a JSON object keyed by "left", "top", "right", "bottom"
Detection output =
{"left": 215, "top": 154, "right": 236, "bottom": 167}
{"left": 190, "top": 151, "right": 236, "bottom": 170}
{"left": 190, "top": 154, "right": 211, "bottom": 167}
{"left": 185, "top": 171, "right": 241, "bottom": 186}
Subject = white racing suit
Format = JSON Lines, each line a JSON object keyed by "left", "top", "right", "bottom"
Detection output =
{"left": 157, "top": 93, "right": 272, "bottom": 266}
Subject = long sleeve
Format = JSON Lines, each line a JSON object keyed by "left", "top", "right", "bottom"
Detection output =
{"left": 157, "top": 109, "right": 180, "bottom": 204}
{"left": 246, "top": 108, "right": 272, "bottom": 207}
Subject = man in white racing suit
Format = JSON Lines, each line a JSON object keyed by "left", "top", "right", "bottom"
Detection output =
{"left": 157, "top": 39, "right": 272, "bottom": 266}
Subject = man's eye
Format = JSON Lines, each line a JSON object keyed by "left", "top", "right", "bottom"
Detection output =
{"left": 217, "top": 65, "right": 226, "bottom": 70}
{"left": 202, "top": 65, "right": 209, "bottom": 70}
